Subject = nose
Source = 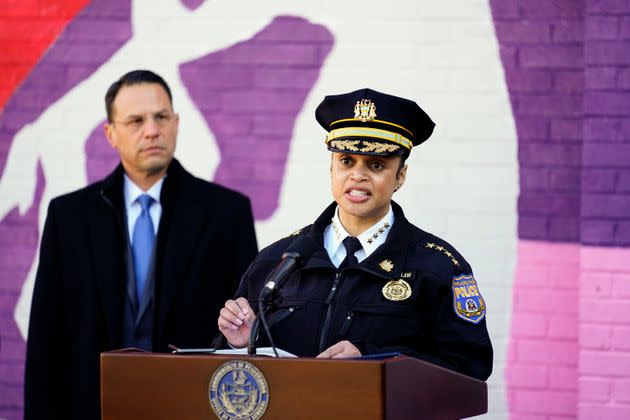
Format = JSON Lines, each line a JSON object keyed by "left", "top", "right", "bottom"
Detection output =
{"left": 143, "top": 116, "right": 160, "bottom": 138}
{"left": 350, "top": 162, "right": 368, "bottom": 181}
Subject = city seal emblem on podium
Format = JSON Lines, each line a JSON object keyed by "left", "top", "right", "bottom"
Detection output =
{"left": 209, "top": 360, "right": 269, "bottom": 419}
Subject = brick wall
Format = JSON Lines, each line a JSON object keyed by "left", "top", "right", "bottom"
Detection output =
{"left": 15, "top": 0, "right": 630, "bottom": 419}
{"left": 0, "top": 2, "right": 519, "bottom": 418}
{"left": 492, "top": 0, "right": 630, "bottom": 418}
{"left": 580, "top": 246, "right": 630, "bottom": 420}
{"left": 492, "top": 0, "right": 584, "bottom": 244}
{"left": 508, "top": 241, "right": 580, "bottom": 418}
{"left": 583, "top": 0, "right": 630, "bottom": 246}
{"left": 0, "top": 0, "right": 89, "bottom": 111}
{"left": 580, "top": 3, "right": 630, "bottom": 415}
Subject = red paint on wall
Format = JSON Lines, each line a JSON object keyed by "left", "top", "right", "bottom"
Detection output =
{"left": 0, "top": 0, "right": 89, "bottom": 110}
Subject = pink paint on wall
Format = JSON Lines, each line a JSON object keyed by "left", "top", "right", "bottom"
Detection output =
{"left": 508, "top": 242, "right": 630, "bottom": 419}
{"left": 579, "top": 246, "right": 630, "bottom": 419}
{"left": 508, "top": 240, "right": 580, "bottom": 418}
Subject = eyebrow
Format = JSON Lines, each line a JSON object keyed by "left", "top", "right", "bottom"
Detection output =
{"left": 122, "top": 108, "right": 170, "bottom": 119}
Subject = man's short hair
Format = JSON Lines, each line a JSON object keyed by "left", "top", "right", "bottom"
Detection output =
{"left": 105, "top": 69, "right": 173, "bottom": 122}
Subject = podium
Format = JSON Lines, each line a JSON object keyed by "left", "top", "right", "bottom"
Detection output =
{"left": 101, "top": 351, "right": 487, "bottom": 419}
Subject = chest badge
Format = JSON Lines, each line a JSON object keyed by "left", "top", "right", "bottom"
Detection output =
{"left": 382, "top": 279, "right": 412, "bottom": 301}
{"left": 379, "top": 259, "right": 394, "bottom": 272}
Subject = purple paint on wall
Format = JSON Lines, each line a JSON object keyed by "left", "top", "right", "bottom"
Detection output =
{"left": 0, "top": 165, "right": 45, "bottom": 419}
{"left": 85, "top": 120, "right": 120, "bottom": 183}
{"left": 180, "top": 0, "right": 204, "bottom": 11}
{"left": 0, "top": 0, "right": 132, "bottom": 176}
{"left": 582, "top": 8, "right": 630, "bottom": 246}
{"left": 0, "top": 2, "right": 132, "bottom": 417}
{"left": 490, "top": 1, "right": 585, "bottom": 243}
{"left": 491, "top": 0, "right": 630, "bottom": 246}
{"left": 179, "top": 16, "right": 333, "bottom": 220}
{"left": 1, "top": 11, "right": 333, "bottom": 417}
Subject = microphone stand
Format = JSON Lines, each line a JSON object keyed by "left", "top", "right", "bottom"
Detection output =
{"left": 246, "top": 294, "right": 279, "bottom": 357}
{"left": 245, "top": 236, "right": 318, "bottom": 357}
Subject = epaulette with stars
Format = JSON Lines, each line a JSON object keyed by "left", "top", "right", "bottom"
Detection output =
{"left": 284, "top": 227, "right": 304, "bottom": 238}
{"left": 425, "top": 242, "right": 460, "bottom": 267}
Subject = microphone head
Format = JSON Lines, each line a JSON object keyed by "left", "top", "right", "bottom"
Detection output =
{"left": 281, "top": 235, "right": 319, "bottom": 265}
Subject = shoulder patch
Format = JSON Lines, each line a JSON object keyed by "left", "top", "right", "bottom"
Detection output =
{"left": 425, "top": 242, "right": 460, "bottom": 267}
{"left": 452, "top": 274, "right": 486, "bottom": 324}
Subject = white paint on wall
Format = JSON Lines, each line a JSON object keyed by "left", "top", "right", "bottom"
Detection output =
{"left": 0, "top": 1, "right": 517, "bottom": 417}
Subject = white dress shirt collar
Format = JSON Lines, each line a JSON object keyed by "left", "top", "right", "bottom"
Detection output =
{"left": 324, "top": 205, "right": 395, "bottom": 267}
{"left": 123, "top": 175, "right": 164, "bottom": 208}
{"left": 123, "top": 175, "right": 165, "bottom": 240}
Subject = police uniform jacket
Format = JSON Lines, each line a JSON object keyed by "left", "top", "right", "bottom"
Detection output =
{"left": 236, "top": 201, "right": 492, "bottom": 381}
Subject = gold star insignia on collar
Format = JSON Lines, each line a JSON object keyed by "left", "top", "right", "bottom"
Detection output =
{"left": 366, "top": 222, "right": 390, "bottom": 245}
{"left": 379, "top": 260, "right": 394, "bottom": 272}
{"left": 426, "top": 243, "right": 436, "bottom": 249}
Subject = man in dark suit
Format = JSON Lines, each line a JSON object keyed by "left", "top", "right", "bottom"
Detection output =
{"left": 24, "top": 70, "right": 258, "bottom": 419}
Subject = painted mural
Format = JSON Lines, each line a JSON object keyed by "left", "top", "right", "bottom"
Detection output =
{"left": 1, "top": 1, "right": 628, "bottom": 419}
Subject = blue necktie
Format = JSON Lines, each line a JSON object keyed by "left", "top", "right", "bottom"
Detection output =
{"left": 132, "top": 194, "right": 155, "bottom": 302}
{"left": 340, "top": 236, "right": 362, "bottom": 269}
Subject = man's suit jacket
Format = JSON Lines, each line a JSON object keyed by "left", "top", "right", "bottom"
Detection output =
{"left": 24, "top": 158, "right": 258, "bottom": 420}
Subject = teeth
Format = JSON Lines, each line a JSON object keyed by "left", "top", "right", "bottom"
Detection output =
{"left": 349, "top": 190, "right": 367, "bottom": 196}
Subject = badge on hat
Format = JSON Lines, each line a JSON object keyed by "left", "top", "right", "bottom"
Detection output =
{"left": 315, "top": 88, "right": 436, "bottom": 157}
{"left": 452, "top": 274, "right": 486, "bottom": 324}
{"left": 354, "top": 99, "right": 377, "bottom": 122}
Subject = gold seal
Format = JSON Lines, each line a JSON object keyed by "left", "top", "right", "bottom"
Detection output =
{"left": 382, "top": 279, "right": 412, "bottom": 301}
{"left": 379, "top": 259, "right": 394, "bottom": 272}
{"left": 209, "top": 360, "right": 269, "bottom": 420}
{"left": 354, "top": 99, "right": 377, "bottom": 122}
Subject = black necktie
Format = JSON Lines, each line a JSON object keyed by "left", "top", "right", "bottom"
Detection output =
{"left": 340, "top": 236, "right": 362, "bottom": 269}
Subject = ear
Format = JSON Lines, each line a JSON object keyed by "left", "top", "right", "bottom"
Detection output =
{"left": 104, "top": 122, "right": 116, "bottom": 149}
{"left": 173, "top": 112, "right": 180, "bottom": 137}
{"left": 396, "top": 164, "right": 408, "bottom": 188}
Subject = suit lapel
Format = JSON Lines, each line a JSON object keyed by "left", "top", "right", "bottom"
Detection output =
{"left": 90, "top": 165, "right": 127, "bottom": 347}
{"left": 155, "top": 160, "right": 208, "bottom": 344}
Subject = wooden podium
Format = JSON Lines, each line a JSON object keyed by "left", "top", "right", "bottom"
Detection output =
{"left": 101, "top": 351, "right": 487, "bottom": 419}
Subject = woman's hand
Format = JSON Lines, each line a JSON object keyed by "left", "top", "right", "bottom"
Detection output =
{"left": 217, "top": 297, "right": 255, "bottom": 348}
{"left": 316, "top": 340, "right": 361, "bottom": 359}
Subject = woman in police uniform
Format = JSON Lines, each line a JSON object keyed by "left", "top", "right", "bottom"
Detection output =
{"left": 218, "top": 88, "right": 493, "bottom": 381}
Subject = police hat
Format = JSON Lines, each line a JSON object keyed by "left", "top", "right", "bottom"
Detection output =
{"left": 315, "top": 88, "right": 435, "bottom": 156}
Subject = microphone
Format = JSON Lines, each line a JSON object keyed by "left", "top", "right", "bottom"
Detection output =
{"left": 258, "top": 235, "right": 319, "bottom": 303}
{"left": 248, "top": 235, "right": 318, "bottom": 356}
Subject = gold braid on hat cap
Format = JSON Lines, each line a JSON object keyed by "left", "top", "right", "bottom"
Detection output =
{"left": 325, "top": 127, "right": 412, "bottom": 151}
